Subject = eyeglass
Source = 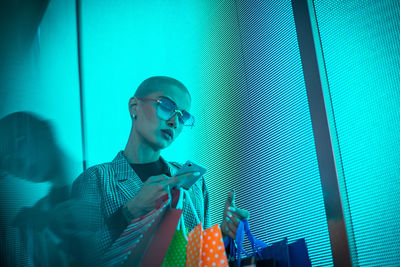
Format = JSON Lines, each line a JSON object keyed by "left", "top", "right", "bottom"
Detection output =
{"left": 136, "top": 96, "right": 195, "bottom": 128}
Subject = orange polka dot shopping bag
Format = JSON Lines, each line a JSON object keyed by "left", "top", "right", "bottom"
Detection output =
{"left": 186, "top": 222, "right": 228, "bottom": 267}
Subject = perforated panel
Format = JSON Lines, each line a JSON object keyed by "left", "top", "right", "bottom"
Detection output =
{"left": 232, "top": 1, "right": 333, "bottom": 265}
{"left": 312, "top": 0, "right": 400, "bottom": 265}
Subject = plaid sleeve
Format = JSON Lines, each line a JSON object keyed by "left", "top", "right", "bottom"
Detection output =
{"left": 69, "top": 166, "right": 167, "bottom": 266}
{"left": 69, "top": 167, "right": 112, "bottom": 264}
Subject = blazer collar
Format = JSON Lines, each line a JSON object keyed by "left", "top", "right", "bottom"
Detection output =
{"left": 107, "top": 151, "right": 182, "bottom": 208}
{"left": 111, "top": 151, "right": 179, "bottom": 182}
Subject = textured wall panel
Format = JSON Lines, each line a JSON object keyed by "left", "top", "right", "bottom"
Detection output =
{"left": 312, "top": 0, "right": 400, "bottom": 265}
{"left": 234, "top": 0, "right": 333, "bottom": 265}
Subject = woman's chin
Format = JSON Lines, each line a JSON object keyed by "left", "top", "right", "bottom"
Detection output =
{"left": 160, "top": 141, "right": 172, "bottom": 149}
{"left": 156, "top": 138, "right": 173, "bottom": 150}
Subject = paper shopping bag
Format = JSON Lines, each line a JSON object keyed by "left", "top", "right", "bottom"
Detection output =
{"left": 124, "top": 190, "right": 182, "bottom": 267}
{"left": 186, "top": 223, "right": 228, "bottom": 267}
{"left": 260, "top": 238, "right": 311, "bottom": 266}
{"left": 103, "top": 196, "right": 169, "bottom": 266}
{"left": 139, "top": 208, "right": 183, "bottom": 266}
{"left": 162, "top": 228, "right": 188, "bottom": 267}
{"left": 162, "top": 188, "right": 192, "bottom": 267}
{"left": 288, "top": 238, "right": 311, "bottom": 267}
{"left": 227, "top": 220, "right": 311, "bottom": 267}
{"left": 260, "top": 238, "right": 290, "bottom": 267}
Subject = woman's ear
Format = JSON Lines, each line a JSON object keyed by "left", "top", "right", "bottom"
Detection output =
{"left": 128, "top": 97, "right": 138, "bottom": 119}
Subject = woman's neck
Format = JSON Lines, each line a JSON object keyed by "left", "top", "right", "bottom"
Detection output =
{"left": 124, "top": 131, "right": 160, "bottom": 164}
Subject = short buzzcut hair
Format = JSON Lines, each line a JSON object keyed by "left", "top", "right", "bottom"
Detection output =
{"left": 134, "top": 76, "right": 191, "bottom": 100}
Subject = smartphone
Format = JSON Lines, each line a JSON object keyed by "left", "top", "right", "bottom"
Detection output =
{"left": 175, "top": 160, "right": 207, "bottom": 189}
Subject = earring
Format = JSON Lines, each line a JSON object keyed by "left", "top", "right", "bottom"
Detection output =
{"left": 132, "top": 114, "right": 136, "bottom": 119}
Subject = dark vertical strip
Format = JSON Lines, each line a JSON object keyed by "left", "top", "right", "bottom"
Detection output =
{"left": 309, "top": 1, "right": 359, "bottom": 264}
{"left": 291, "top": 0, "right": 352, "bottom": 266}
{"left": 75, "top": 0, "right": 86, "bottom": 170}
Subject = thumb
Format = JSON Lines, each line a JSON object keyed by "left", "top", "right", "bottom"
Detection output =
{"left": 226, "top": 189, "right": 235, "bottom": 206}
{"left": 166, "top": 176, "right": 179, "bottom": 188}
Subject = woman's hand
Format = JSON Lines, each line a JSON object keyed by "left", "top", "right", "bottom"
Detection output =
{"left": 124, "top": 174, "right": 176, "bottom": 219}
{"left": 220, "top": 190, "right": 250, "bottom": 240}
{"left": 124, "top": 172, "right": 200, "bottom": 219}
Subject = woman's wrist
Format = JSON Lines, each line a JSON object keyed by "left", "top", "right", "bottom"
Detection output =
{"left": 122, "top": 204, "right": 143, "bottom": 222}
{"left": 121, "top": 205, "right": 134, "bottom": 222}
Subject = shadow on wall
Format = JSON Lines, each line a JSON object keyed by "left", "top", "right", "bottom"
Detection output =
{"left": 0, "top": 112, "right": 94, "bottom": 266}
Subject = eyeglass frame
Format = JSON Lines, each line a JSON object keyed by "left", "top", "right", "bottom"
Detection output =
{"left": 135, "top": 96, "right": 195, "bottom": 128}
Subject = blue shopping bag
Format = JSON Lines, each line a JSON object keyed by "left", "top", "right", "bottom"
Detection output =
{"left": 225, "top": 220, "right": 311, "bottom": 267}
{"left": 260, "top": 238, "right": 290, "bottom": 267}
{"left": 288, "top": 238, "right": 311, "bottom": 267}
{"left": 259, "top": 237, "right": 311, "bottom": 267}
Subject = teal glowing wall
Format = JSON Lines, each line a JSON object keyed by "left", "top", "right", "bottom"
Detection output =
{"left": 311, "top": 0, "right": 400, "bottom": 265}
{"left": 0, "top": 0, "right": 82, "bottom": 223}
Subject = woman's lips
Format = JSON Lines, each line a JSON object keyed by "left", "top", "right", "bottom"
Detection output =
{"left": 161, "top": 129, "right": 173, "bottom": 140}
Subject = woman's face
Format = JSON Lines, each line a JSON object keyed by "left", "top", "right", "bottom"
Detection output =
{"left": 132, "top": 83, "right": 191, "bottom": 151}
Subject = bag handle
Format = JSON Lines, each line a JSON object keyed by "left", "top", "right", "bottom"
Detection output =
{"left": 225, "top": 220, "right": 269, "bottom": 267}
{"left": 176, "top": 188, "right": 185, "bottom": 231}
{"left": 243, "top": 220, "right": 269, "bottom": 256}
{"left": 176, "top": 189, "right": 201, "bottom": 232}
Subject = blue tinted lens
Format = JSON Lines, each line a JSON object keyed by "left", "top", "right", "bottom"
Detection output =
{"left": 181, "top": 111, "right": 194, "bottom": 126}
{"left": 157, "top": 99, "right": 175, "bottom": 119}
{"left": 157, "top": 98, "right": 194, "bottom": 126}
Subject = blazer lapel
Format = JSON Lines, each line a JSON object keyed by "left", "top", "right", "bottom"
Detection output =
{"left": 103, "top": 152, "right": 143, "bottom": 216}
{"left": 105, "top": 152, "right": 180, "bottom": 216}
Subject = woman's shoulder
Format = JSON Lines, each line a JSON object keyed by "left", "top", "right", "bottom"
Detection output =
{"left": 71, "top": 162, "right": 115, "bottom": 195}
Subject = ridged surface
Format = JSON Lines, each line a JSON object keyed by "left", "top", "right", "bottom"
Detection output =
{"left": 228, "top": 1, "right": 333, "bottom": 265}
{"left": 313, "top": 0, "right": 400, "bottom": 265}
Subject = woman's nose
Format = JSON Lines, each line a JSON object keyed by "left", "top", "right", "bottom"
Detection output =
{"left": 167, "top": 113, "right": 180, "bottom": 129}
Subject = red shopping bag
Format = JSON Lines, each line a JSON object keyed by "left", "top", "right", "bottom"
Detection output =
{"left": 186, "top": 223, "right": 228, "bottom": 267}
{"left": 102, "top": 195, "right": 171, "bottom": 266}
{"left": 100, "top": 189, "right": 180, "bottom": 266}
{"left": 123, "top": 189, "right": 183, "bottom": 267}
{"left": 139, "top": 208, "right": 183, "bottom": 266}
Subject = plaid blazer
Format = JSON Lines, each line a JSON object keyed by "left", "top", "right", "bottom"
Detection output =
{"left": 70, "top": 151, "right": 210, "bottom": 263}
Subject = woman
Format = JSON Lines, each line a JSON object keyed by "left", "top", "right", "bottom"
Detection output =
{"left": 70, "top": 76, "right": 249, "bottom": 265}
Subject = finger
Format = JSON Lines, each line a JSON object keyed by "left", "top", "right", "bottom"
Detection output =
{"left": 166, "top": 185, "right": 172, "bottom": 201}
{"left": 176, "top": 171, "right": 201, "bottom": 179}
{"left": 229, "top": 206, "right": 250, "bottom": 219}
{"left": 226, "top": 210, "right": 240, "bottom": 227}
{"left": 225, "top": 217, "right": 237, "bottom": 238}
{"left": 226, "top": 190, "right": 235, "bottom": 206}
{"left": 223, "top": 228, "right": 235, "bottom": 240}
{"left": 227, "top": 230, "right": 236, "bottom": 240}
{"left": 222, "top": 221, "right": 236, "bottom": 240}
{"left": 174, "top": 172, "right": 202, "bottom": 189}
{"left": 147, "top": 174, "right": 169, "bottom": 184}
{"left": 162, "top": 183, "right": 174, "bottom": 198}
{"left": 166, "top": 176, "right": 180, "bottom": 188}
